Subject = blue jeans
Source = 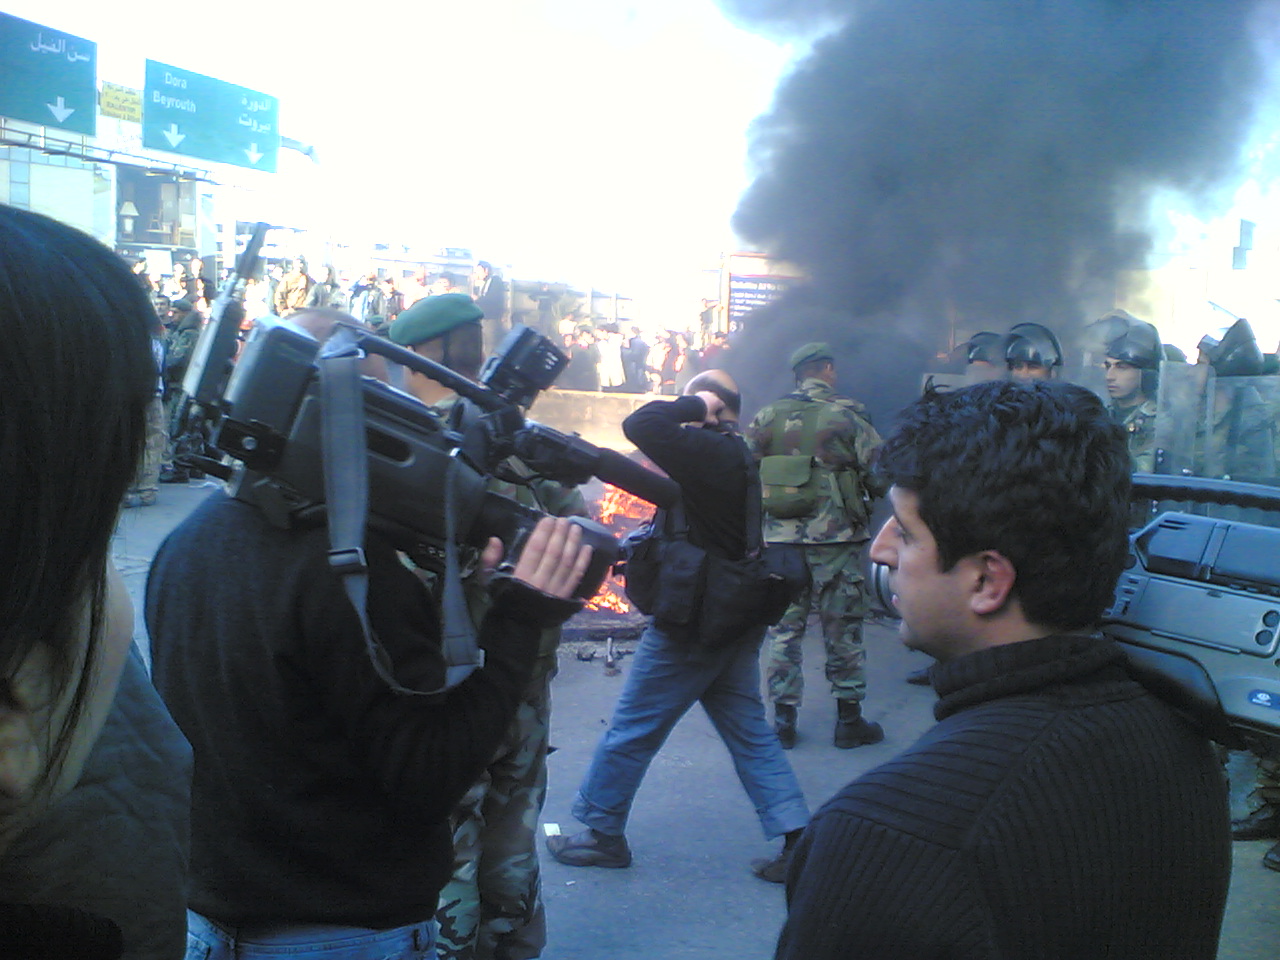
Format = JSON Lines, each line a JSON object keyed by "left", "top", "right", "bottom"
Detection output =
{"left": 572, "top": 622, "right": 810, "bottom": 840}
{"left": 185, "top": 910, "right": 435, "bottom": 959}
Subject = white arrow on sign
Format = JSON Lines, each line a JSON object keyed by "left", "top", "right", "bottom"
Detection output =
{"left": 46, "top": 96, "right": 74, "bottom": 123}
{"left": 245, "top": 143, "right": 264, "bottom": 165}
{"left": 164, "top": 124, "right": 186, "bottom": 148}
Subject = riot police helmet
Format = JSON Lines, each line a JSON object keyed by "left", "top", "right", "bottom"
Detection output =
{"left": 964, "top": 331, "right": 1005, "bottom": 364}
{"left": 1005, "top": 322, "right": 1063, "bottom": 381}
{"left": 1199, "top": 318, "right": 1265, "bottom": 377}
{"left": 1104, "top": 320, "right": 1162, "bottom": 399}
{"left": 1084, "top": 309, "right": 1142, "bottom": 355}
{"left": 1104, "top": 320, "right": 1161, "bottom": 370}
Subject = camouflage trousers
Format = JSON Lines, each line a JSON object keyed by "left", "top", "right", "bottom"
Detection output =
{"left": 128, "top": 397, "right": 166, "bottom": 494}
{"left": 765, "top": 542, "right": 869, "bottom": 707}
{"left": 436, "top": 670, "right": 552, "bottom": 960}
{"left": 1247, "top": 746, "right": 1280, "bottom": 812}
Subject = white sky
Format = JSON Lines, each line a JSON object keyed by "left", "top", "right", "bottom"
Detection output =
{"left": 5, "top": 2, "right": 1277, "bottom": 337}
{"left": 3, "top": 1, "right": 794, "bottom": 320}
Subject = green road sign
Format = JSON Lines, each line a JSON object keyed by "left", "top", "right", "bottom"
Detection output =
{"left": 142, "top": 60, "right": 279, "bottom": 172}
{"left": 0, "top": 12, "right": 96, "bottom": 136}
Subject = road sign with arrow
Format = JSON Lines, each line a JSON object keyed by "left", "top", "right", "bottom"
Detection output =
{"left": 142, "top": 60, "right": 279, "bottom": 172}
{"left": 0, "top": 12, "right": 97, "bottom": 136}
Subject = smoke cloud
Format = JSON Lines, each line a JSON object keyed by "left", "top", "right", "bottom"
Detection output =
{"left": 722, "top": 0, "right": 1277, "bottom": 428}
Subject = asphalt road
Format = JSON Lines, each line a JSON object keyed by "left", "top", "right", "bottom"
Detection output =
{"left": 114, "top": 480, "right": 1279, "bottom": 959}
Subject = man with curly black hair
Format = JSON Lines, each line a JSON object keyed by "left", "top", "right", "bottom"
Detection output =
{"left": 775, "top": 380, "right": 1231, "bottom": 960}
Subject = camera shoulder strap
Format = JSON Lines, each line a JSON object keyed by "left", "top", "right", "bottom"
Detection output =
{"left": 319, "top": 355, "right": 480, "bottom": 696}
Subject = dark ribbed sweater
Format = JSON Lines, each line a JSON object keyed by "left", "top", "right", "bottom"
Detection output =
{"left": 146, "top": 493, "right": 577, "bottom": 929}
{"left": 776, "top": 635, "right": 1231, "bottom": 959}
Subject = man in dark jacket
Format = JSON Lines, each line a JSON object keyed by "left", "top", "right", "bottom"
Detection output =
{"left": 545, "top": 370, "right": 810, "bottom": 880}
{"left": 775, "top": 380, "right": 1231, "bottom": 960}
{"left": 149, "top": 466, "right": 592, "bottom": 960}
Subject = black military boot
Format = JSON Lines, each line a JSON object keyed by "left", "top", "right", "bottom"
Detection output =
{"left": 834, "top": 701, "right": 883, "bottom": 749}
{"left": 774, "top": 704, "right": 798, "bottom": 750}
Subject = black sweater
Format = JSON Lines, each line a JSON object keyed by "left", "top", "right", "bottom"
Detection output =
{"left": 776, "top": 635, "right": 1231, "bottom": 960}
{"left": 147, "top": 493, "right": 577, "bottom": 928}
{"left": 623, "top": 395, "right": 749, "bottom": 558}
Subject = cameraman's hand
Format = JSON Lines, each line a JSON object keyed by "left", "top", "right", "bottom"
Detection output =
{"left": 504, "top": 517, "right": 594, "bottom": 599}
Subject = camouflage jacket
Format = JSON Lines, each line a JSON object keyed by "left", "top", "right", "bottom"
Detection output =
{"left": 745, "top": 378, "right": 884, "bottom": 544}
{"left": 1111, "top": 398, "right": 1157, "bottom": 474}
{"left": 163, "top": 313, "right": 204, "bottom": 387}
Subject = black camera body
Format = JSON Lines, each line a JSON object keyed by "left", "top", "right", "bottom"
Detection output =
{"left": 214, "top": 317, "right": 616, "bottom": 598}
{"left": 1103, "top": 509, "right": 1280, "bottom": 747}
{"left": 180, "top": 223, "right": 679, "bottom": 616}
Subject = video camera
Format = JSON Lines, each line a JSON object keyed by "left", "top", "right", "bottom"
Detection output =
{"left": 870, "top": 474, "right": 1280, "bottom": 748}
{"left": 1102, "top": 475, "right": 1280, "bottom": 750}
{"left": 180, "top": 223, "right": 679, "bottom": 691}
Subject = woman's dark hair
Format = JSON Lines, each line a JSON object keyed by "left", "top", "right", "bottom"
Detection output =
{"left": 0, "top": 205, "right": 155, "bottom": 791}
{"left": 876, "top": 380, "right": 1131, "bottom": 629}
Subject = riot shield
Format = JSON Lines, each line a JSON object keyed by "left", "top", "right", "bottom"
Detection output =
{"left": 1200, "top": 374, "right": 1280, "bottom": 486}
{"left": 1150, "top": 366, "right": 1280, "bottom": 527}
{"left": 1151, "top": 361, "right": 1208, "bottom": 477}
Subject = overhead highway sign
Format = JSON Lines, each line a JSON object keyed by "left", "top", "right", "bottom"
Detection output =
{"left": 142, "top": 60, "right": 279, "bottom": 172}
{"left": 0, "top": 12, "right": 97, "bottom": 135}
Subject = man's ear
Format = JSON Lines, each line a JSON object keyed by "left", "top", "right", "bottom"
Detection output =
{"left": 969, "top": 550, "right": 1017, "bottom": 616}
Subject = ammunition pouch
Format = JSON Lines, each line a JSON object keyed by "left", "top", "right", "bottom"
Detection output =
{"left": 621, "top": 437, "right": 804, "bottom": 647}
{"left": 760, "top": 454, "right": 821, "bottom": 519}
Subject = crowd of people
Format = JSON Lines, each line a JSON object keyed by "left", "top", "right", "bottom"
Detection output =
{"left": 0, "top": 199, "right": 1268, "bottom": 960}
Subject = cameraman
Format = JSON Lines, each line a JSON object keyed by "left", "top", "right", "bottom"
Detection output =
{"left": 147, "top": 379, "right": 593, "bottom": 960}
{"left": 546, "top": 371, "right": 811, "bottom": 880}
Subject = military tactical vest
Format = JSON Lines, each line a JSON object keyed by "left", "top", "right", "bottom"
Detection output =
{"left": 758, "top": 394, "right": 867, "bottom": 525}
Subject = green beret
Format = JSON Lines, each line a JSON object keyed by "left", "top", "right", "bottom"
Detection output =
{"left": 388, "top": 293, "right": 483, "bottom": 346}
{"left": 790, "top": 341, "right": 835, "bottom": 369}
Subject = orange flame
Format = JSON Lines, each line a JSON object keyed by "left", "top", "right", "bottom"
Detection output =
{"left": 597, "top": 486, "right": 649, "bottom": 528}
{"left": 585, "top": 484, "right": 654, "bottom": 613}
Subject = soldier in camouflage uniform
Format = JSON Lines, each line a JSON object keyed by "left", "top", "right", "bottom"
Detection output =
{"left": 745, "top": 342, "right": 886, "bottom": 750}
{"left": 389, "top": 295, "right": 586, "bottom": 960}
{"left": 1102, "top": 321, "right": 1161, "bottom": 473}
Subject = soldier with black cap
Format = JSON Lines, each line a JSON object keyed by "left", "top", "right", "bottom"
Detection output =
{"left": 1102, "top": 319, "right": 1162, "bottom": 472}
{"left": 391, "top": 294, "right": 587, "bottom": 960}
{"left": 1005, "top": 322, "right": 1064, "bottom": 383}
{"left": 745, "top": 343, "right": 886, "bottom": 758}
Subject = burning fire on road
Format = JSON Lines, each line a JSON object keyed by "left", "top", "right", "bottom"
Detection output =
{"left": 584, "top": 484, "right": 652, "bottom": 615}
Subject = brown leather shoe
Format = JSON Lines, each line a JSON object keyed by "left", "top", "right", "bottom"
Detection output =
{"left": 750, "top": 846, "right": 792, "bottom": 883}
{"left": 545, "top": 828, "right": 632, "bottom": 868}
{"left": 1232, "top": 805, "right": 1280, "bottom": 841}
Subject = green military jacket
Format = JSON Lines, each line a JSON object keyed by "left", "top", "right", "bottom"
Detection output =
{"left": 1111, "top": 398, "right": 1158, "bottom": 473}
{"left": 745, "top": 378, "right": 884, "bottom": 545}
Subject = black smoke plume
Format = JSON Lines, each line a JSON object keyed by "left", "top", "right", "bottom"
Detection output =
{"left": 722, "top": 0, "right": 1276, "bottom": 428}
